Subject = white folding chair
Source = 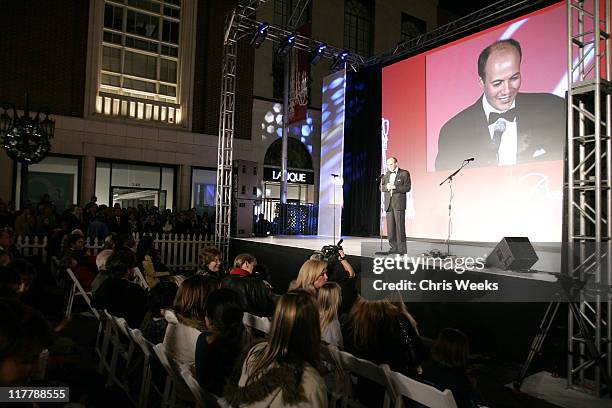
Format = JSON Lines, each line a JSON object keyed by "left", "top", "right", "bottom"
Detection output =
{"left": 242, "top": 312, "right": 271, "bottom": 334}
{"left": 152, "top": 343, "right": 195, "bottom": 408}
{"left": 103, "top": 311, "right": 137, "bottom": 404}
{"left": 328, "top": 346, "right": 397, "bottom": 408}
{"left": 65, "top": 268, "right": 99, "bottom": 318}
{"left": 180, "top": 363, "right": 229, "bottom": 408}
{"left": 131, "top": 329, "right": 166, "bottom": 408}
{"left": 132, "top": 267, "right": 150, "bottom": 290}
{"left": 381, "top": 365, "right": 458, "bottom": 408}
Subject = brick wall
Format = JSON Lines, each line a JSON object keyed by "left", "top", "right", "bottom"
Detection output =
{"left": 0, "top": 0, "right": 88, "bottom": 117}
{"left": 192, "top": 0, "right": 254, "bottom": 140}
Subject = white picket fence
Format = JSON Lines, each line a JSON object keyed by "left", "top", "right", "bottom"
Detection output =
{"left": 15, "top": 232, "right": 214, "bottom": 271}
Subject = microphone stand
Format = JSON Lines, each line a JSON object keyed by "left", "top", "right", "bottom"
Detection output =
{"left": 331, "top": 174, "right": 339, "bottom": 245}
{"left": 374, "top": 174, "right": 389, "bottom": 255}
{"left": 439, "top": 160, "right": 472, "bottom": 257}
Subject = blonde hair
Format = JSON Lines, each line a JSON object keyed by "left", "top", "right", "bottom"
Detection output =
{"left": 173, "top": 275, "right": 218, "bottom": 330}
{"left": 246, "top": 289, "right": 321, "bottom": 384}
{"left": 288, "top": 259, "right": 327, "bottom": 292}
{"left": 233, "top": 253, "right": 256, "bottom": 269}
{"left": 318, "top": 282, "right": 342, "bottom": 334}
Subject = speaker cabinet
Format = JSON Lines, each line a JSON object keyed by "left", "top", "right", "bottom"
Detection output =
{"left": 485, "top": 237, "right": 538, "bottom": 271}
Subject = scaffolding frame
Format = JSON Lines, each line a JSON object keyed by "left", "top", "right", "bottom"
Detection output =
{"left": 566, "top": 0, "right": 612, "bottom": 396}
{"left": 215, "top": 0, "right": 365, "bottom": 259}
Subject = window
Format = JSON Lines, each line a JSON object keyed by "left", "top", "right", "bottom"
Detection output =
{"left": 100, "top": 0, "right": 180, "bottom": 102}
{"left": 400, "top": 13, "right": 426, "bottom": 42}
{"left": 344, "top": 0, "right": 373, "bottom": 57}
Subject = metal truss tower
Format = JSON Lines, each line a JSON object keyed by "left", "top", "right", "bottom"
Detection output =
{"left": 214, "top": 1, "right": 265, "bottom": 256}
{"left": 566, "top": 0, "right": 612, "bottom": 396}
{"left": 215, "top": 0, "right": 364, "bottom": 257}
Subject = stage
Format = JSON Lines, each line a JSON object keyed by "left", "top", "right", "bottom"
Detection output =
{"left": 229, "top": 234, "right": 567, "bottom": 363}
{"left": 233, "top": 234, "right": 561, "bottom": 280}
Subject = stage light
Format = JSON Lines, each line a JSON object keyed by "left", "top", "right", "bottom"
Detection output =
{"left": 330, "top": 50, "right": 349, "bottom": 71}
{"left": 309, "top": 43, "right": 327, "bottom": 65}
{"left": 277, "top": 33, "right": 296, "bottom": 56}
{"left": 249, "top": 22, "right": 269, "bottom": 48}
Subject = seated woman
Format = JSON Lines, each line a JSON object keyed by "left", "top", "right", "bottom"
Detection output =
{"left": 140, "top": 280, "right": 179, "bottom": 344}
{"left": 163, "top": 275, "right": 217, "bottom": 367}
{"left": 288, "top": 259, "right": 328, "bottom": 294}
{"left": 318, "top": 282, "right": 343, "bottom": 348}
{"left": 62, "top": 233, "right": 98, "bottom": 291}
{"left": 225, "top": 289, "right": 327, "bottom": 407}
{"left": 420, "top": 328, "right": 482, "bottom": 408}
{"left": 91, "top": 232, "right": 119, "bottom": 294}
{"left": 196, "top": 245, "right": 224, "bottom": 282}
{"left": 344, "top": 297, "right": 426, "bottom": 407}
{"left": 136, "top": 235, "right": 170, "bottom": 288}
{"left": 92, "top": 250, "right": 148, "bottom": 328}
{"left": 195, "top": 288, "right": 249, "bottom": 396}
{"left": 0, "top": 298, "right": 53, "bottom": 386}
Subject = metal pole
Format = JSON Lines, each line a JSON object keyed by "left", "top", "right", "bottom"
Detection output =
{"left": 280, "top": 50, "right": 290, "bottom": 234}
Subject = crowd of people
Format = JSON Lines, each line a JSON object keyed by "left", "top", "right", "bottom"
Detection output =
{"left": 0, "top": 195, "right": 214, "bottom": 241}
{"left": 0, "top": 194, "right": 484, "bottom": 407}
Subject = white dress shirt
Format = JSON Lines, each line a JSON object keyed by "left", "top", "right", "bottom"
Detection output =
{"left": 482, "top": 95, "right": 517, "bottom": 165}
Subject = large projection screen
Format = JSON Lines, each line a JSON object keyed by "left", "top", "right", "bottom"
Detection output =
{"left": 381, "top": 2, "right": 566, "bottom": 242}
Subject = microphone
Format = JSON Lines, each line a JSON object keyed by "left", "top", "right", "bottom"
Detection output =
{"left": 331, "top": 173, "right": 339, "bottom": 177}
{"left": 464, "top": 158, "right": 474, "bottom": 162}
{"left": 375, "top": 174, "right": 384, "bottom": 182}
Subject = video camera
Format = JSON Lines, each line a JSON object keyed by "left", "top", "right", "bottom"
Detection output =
{"left": 320, "top": 239, "right": 344, "bottom": 262}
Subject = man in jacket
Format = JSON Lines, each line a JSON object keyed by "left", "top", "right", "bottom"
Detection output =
{"left": 221, "top": 253, "right": 275, "bottom": 317}
{"left": 380, "top": 157, "right": 411, "bottom": 254}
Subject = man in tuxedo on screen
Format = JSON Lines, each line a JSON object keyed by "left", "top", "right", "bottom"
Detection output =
{"left": 380, "top": 157, "right": 411, "bottom": 254}
{"left": 434, "top": 39, "right": 566, "bottom": 171}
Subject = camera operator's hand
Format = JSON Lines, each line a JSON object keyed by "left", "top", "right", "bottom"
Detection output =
{"left": 338, "top": 249, "right": 355, "bottom": 278}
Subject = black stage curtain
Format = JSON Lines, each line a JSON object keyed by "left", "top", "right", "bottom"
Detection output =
{"left": 342, "top": 65, "right": 382, "bottom": 236}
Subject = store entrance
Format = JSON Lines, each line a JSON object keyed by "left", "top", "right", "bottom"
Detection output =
{"left": 112, "top": 187, "right": 167, "bottom": 209}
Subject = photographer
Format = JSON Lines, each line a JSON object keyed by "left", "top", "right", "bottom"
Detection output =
{"left": 310, "top": 241, "right": 357, "bottom": 315}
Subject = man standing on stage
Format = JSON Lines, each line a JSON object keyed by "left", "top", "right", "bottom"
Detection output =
{"left": 380, "top": 157, "right": 411, "bottom": 254}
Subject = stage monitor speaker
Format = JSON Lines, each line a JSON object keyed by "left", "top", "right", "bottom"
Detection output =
{"left": 485, "top": 237, "right": 538, "bottom": 271}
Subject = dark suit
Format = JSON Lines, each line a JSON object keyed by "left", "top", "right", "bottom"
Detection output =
{"left": 435, "top": 93, "right": 566, "bottom": 171}
{"left": 380, "top": 168, "right": 411, "bottom": 253}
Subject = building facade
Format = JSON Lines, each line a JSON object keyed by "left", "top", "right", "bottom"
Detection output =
{"left": 0, "top": 0, "right": 437, "bottom": 220}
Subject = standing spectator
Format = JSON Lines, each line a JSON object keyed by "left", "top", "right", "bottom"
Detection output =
{"left": 36, "top": 206, "right": 56, "bottom": 236}
{"left": 0, "top": 199, "right": 15, "bottom": 228}
{"left": 225, "top": 290, "right": 327, "bottom": 407}
{"left": 0, "top": 227, "right": 21, "bottom": 262}
{"left": 84, "top": 196, "right": 98, "bottom": 213}
{"left": 142, "top": 214, "right": 162, "bottom": 234}
{"left": 14, "top": 208, "right": 35, "bottom": 237}
{"left": 87, "top": 213, "right": 109, "bottom": 243}
{"left": 108, "top": 206, "right": 130, "bottom": 234}
{"left": 221, "top": 254, "right": 275, "bottom": 317}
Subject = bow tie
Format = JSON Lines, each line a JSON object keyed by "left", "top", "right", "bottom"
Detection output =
{"left": 488, "top": 108, "right": 516, "bottom": 125}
